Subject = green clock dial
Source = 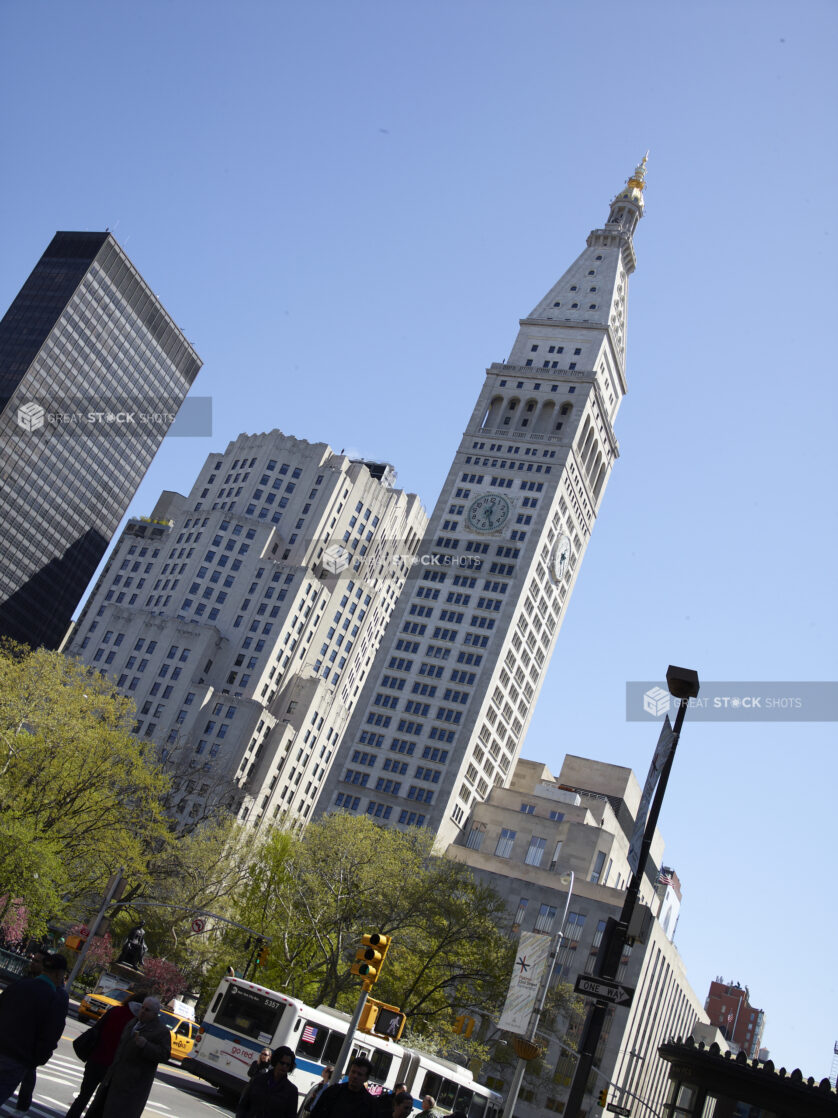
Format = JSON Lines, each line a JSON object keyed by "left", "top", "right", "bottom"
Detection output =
{"left": 467, "top": 494, "right": 511, "bottom": 533}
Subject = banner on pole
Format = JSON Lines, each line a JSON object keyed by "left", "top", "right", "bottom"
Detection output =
{"left": 627, "top": 715, "right": 674, "bottom": 874}
{"left": 498, "top": 931, "right": 551, "bottom": 1035}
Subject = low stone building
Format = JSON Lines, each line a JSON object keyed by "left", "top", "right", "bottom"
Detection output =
{"left": 446, "top": 754, "right": 708, "bottom": 1116}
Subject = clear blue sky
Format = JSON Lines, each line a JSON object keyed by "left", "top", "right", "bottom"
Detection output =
{"left": 2, "top": 0, "right": 836, "bottom": 1084}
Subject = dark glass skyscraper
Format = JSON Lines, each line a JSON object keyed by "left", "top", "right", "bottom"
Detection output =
{"left": 0, "top": 232, "right": 202, "bottom": 649}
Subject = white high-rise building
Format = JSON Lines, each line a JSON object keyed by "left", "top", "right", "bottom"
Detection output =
{"left": 315, "top": 161, "right": 647, "bottom": 846}
{"left": 67, "top": 430, "right": 427, "bottom": 828}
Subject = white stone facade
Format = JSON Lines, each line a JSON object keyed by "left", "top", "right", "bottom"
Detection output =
{"left": 314, "top": 166, "right": 646, "bottom": 848}
{"left": 67, "top": 430, "right": 427, "bottom": 827}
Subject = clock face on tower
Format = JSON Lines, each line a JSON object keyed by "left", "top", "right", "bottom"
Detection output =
{"left": 550, "top": 533, "right": 571, "bottom": 583}
{"left": 467, "top": 494, "right": 511, "bottom": 533}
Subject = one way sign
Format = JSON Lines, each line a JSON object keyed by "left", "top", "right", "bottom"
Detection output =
{"left": 574, "top": 974, "right": 635, "bottom": 1007}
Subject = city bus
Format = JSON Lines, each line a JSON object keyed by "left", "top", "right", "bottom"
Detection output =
{"left": 182, "top": 976, "right": 502, "bottom": 1118}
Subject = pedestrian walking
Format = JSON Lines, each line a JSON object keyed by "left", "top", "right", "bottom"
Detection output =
{"left": 299, "top": 1064, "right": 333, "bottom": 1116}
{"left": 86, "top": 996, "right": 171, "bottom": 1118}
{"left": 250, "top": 1047, "right": 274, "bottom": 1079}
{"left": 65, "top": 998, "right": 139, "bottom": 1118}
{"left": 11, "top": 948, "right": 48, "bottom": 1113}
{"left": 237, "top": 1045, "right": 298, "bottom": 1118}
{"left": 420, "top": 1096, "right": 440, "bottom": 1118}
{"left": 0, "top": 953, "right": 69, "bottom": 1109}
{"left": 309, "top": 1056, "right": 374, "bottom": 1118}
{"left": 391, "top": 1092, "right": 414, "bottom": 1118}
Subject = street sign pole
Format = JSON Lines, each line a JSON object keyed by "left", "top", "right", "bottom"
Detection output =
{"left": 563, "top": 668, "right": 699, "bottom": 1118}
{"left": 67, "top": 868, "right": 124, "bottom": 990}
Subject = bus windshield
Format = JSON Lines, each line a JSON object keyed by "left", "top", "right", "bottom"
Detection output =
{"left": 214, "top": 985, "right": 287, "bottom": 1042}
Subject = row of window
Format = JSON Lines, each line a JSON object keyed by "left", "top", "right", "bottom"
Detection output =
{"left": 334, "top": 792, "right": 426, "bottom": 829}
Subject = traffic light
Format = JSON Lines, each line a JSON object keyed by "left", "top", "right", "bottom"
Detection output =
{"left": 256, "top": 942, "right": 269, "bottom": 967}
{"left": 453, "top": 1014, "right": 475, "bottom": 1038}
{"left": 359, "top": 998, "right": 406, "bottom": 1040}
{"left": 350, "top": 932, "right": 391, "bottom": 989}
{"left": 598, "top": 1087, "right": 608, "bottom": 1107}
{"left": 373, "top": 1006, "right": 406, "bottom": 1040}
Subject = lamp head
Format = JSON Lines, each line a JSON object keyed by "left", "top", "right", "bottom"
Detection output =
{"left": 666, "top": 665, "right": 700, "bottom": 699}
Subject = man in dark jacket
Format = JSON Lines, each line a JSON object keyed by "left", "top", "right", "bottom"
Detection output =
{"left": 65, "top": 998, "right": 138, "bottom": 1118}
{"left": 0, "top": 953, "right": 69, "bottom": 1108}
{"left": 237, "top": 1045, "right": 298, "bottom": 1118}
{"left": 87, "top": 996, "right": 171, "bottom": 1118}
{"left": 310, "top": 1056, "right": 374, "bottom": 1118}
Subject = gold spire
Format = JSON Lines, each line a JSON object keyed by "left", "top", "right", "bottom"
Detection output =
{"left": 627, "top": 152, "right": 648, "bottom": 193}
{"left": 612, "top": 152, "right": 648, "bottom": 211}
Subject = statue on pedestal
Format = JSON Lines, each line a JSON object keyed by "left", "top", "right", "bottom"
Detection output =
{"left": 116, "top": 922, "right": 147, "bottom": 969}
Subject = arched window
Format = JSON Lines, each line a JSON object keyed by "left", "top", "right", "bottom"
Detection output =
{"left": 482, "top": 395, "right": 504, "bottom": 428}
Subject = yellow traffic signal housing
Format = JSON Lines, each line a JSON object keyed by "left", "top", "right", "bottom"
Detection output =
{"left": 256, "top": 942, "right": 270, "bottom": 966}
{"left": 453, "top": 1014, "right": 475, "bottom": 1038}
{"left": 363, "top": 932, "right": 390, "bottom": 954}
{"left": 358, "top": 997, "right": 406, "bottom": 1040}
{"left": 351, "top": 933, "right": 391, "bottom": 988}
{"left": 598, "top": 1087, "right": 608, "bottom": 1107}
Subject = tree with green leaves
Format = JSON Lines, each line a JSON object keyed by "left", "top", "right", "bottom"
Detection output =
{"left": 0, "top": 645, "right": 172, "bottom": 934}
{"left": 111, "top": 815, "right": 264, "bottom": 991}
{"left": 225, "top": 813, "right": 515, "bottom": 1049}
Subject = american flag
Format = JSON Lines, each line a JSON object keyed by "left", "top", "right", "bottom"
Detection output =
{"left": 658, "top": 872, "right": 673, "bottom": 887}
{"left": 302, "top": 1025, "right": 318, "bottom": 1044}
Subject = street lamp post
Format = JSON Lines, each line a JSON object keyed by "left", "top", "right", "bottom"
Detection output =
{"left": 563, "top": 666, "right": 699, "bottom": 1118}
{"left": 502, "top": 871, "right": 575, "bottom": 1118}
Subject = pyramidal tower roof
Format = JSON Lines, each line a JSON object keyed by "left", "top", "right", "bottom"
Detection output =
{"left": 519, "top": 156, "right": 648, "bottom": 383}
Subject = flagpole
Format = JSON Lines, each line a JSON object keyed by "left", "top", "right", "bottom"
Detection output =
{"left": 501, "top": 872, "right": 574, "bottom": 1118}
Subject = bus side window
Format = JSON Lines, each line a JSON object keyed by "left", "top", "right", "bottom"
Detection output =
{"left": 211, "top": 992, "right": 224, "bottom": 1013}
{"left": 369, "top": 1050, "right": 392, "bottom": 1084}
{"left": 438, "top": 1079, "right": 458, "bottom": 1110}
{"left": 296, "top": 1020, "right": 328, "bottom": 1060}
{"left": 323, "top": 1031, "right": 346, "bottom": 1065}
{"left": 421, "top": 1073, "right": 442, "bottom": 1100}
{"left": 454, "top": 1088, "right": 474, "bottom": 1115}
{"left": 468, "top": 1095, "right": 486, "bottom": 1118}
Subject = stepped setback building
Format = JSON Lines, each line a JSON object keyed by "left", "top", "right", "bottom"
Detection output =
{"left": 67, "top": 431, "right": 426, "bottom": 826}
{"left": 447, "top": 755, "right": 708, "bottom": 1118}
{"left": 0, "top": 231, "right": 201, "bottom": 649}
{"left": 314, "top": 160, "right": 648, "bottom": 845}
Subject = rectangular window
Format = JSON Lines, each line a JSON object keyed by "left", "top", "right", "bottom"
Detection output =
{"left": 534, "top": 903, "right": 557, "bottom": 933}
{"left": 525, "top": 836, "right": 547, "bottom": 867}
{"left": 494, "top": 828, "right": 516, "bottom": 858}
{"left": 590, "top": 850, "right": 606, "bottom": 884}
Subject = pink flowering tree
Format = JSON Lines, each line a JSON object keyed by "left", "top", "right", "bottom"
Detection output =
{"left": 0, "top": 896, "right": 28, "bottom": 945}
{"left": 141, "top": 956, "right": 188, "bottom": 1002}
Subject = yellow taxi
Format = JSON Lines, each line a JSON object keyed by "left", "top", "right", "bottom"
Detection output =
{"left": 77, "top": 985, "right": 134, "bottom": 1024}
{"left": 159, "top": 1009, "right": 197, "bottom": 1062}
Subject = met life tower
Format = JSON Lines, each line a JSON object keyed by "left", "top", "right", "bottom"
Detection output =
{"left": 314, "top": 159, "right": 648, "bottom": 847}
